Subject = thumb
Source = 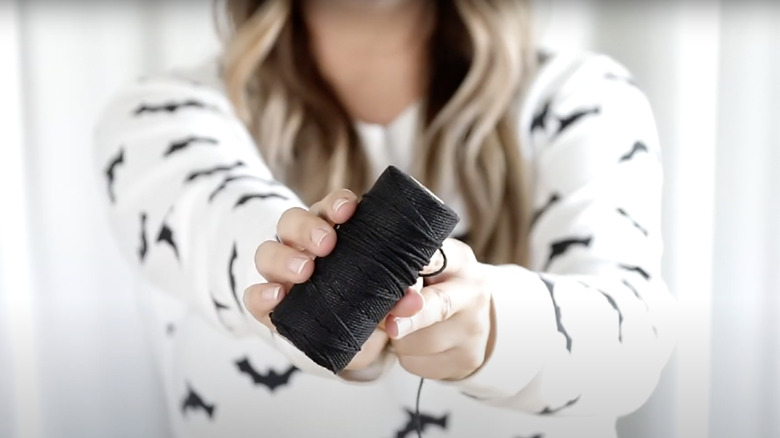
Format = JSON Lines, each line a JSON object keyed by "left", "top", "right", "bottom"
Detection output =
{"left": 243, "top": 282, "right": 286, "bottom": 330}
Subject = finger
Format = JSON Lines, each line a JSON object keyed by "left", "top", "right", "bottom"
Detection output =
{"left": 391, "top": 317, "right": 462, "bottom": 356}
{"left": 255, "top": 240, "right": 315, "bottom": 285}
{"left": 421, "top": 238, "right": 477, "bottom": 283}
{"left": 309, "top": 188, "right": 358, "bottom": 225}
{"left": 276, "top": 207, "right": 337, "bottom": 257}
{"left": 387, "top": 279, "right": 480, "bottom": 339}
{"left": 243, "top": 282, "right": 286, "bottom": 329}
{"left": 398, "top": 347, "right": 482, "bottom": 381}
{"left": 343, "top": 328, "right": 389, "bottom": 371}
{"left": 389, "top": 286, "right": 424, "bottom": 318}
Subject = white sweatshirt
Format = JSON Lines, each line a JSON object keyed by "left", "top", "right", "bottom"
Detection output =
{"left": 94, "top": 51, "right": 677, "bottom": 438}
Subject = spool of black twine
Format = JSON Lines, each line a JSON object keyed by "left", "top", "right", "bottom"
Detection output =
{"left": 270, "top": 166, "right": 460, "bottom": 373}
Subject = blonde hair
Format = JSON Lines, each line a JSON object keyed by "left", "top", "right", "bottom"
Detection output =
{"left": 222, "top": 0, "right": 536, "bottom": 265}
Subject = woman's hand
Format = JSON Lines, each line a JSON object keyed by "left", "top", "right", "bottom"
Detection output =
{"left": 243, "top": 188, "right": 424, "bottom": 372}
{"left": 385, "top": 238, "right": 495, "bottom": 381}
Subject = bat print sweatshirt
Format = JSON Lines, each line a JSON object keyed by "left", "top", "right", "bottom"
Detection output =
{"left": 94, "top": 51, "right": 677, "bottom": 438}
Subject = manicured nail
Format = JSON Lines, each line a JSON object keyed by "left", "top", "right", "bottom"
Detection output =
{"left": 262, "top": 286, "right": 281, "bottom": 301}
{"left": 394, "top": 317, "right": 412, "bottom": 339}
{"left": 333, "top": 198, "right": 350, "bottom": 213}
{"left": 311, "top": 227, "right": 330, "bottom": 247}
{"left": 287, "top": 256, "right": 309, "bottom": 275}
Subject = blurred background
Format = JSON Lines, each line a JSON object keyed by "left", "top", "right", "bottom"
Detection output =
{"left": 1, "top": 0, "right": 778, "bottom": 437}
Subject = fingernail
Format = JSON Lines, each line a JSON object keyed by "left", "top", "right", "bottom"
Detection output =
{"left": 311, "top": 227, "right": 330, "bottom": 247}
{"left": 262, "top": 286, "right": 281, "bottom": 301}
{"left": 394, "top": 317, "right": 412, "bottom": 339}
{"left": 333, "top": 197, "right": 350, "bottom": 213}
{"left": 287, "top": 256, "right": 309, "bottom": 275}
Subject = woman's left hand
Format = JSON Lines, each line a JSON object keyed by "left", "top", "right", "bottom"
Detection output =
{"left": 385, "top": 238, "right": 495, "bottom": 381}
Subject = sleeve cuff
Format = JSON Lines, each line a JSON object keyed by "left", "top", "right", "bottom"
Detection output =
{"left": 448, "top": 264, "right": 560, "bottom": 400}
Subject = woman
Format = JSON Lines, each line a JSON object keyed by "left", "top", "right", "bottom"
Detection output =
{"left": 95, "top": 0, "right": 676, "bottom": 436}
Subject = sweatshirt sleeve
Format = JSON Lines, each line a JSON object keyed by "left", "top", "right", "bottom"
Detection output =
{"left": 450, "top": 53, "right": 678, "bottom": 416}
{"left": 93, "top": 71, "right": 391, "bottom": 380}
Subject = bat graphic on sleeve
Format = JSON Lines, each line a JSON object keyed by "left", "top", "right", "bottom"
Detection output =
{"left": 619, "top": 264, "right": 651, "bottom": 281}
{"left": 164, "top": 136, "right": 219, "bottom": 157}
{"left": 604, "top": 72, "right": 638, "bottom": 87}
{"left": 394, "top": 409, "right": 449, "bottom": 438}
{"left": 598, "top": 289, "right": 624, "bottom": 343}
{"left": 530, "top": 193, "right": 561, "bottom": 228}
{"left": 233, "top": 193, "right": 290, "bottom": 209}
{"left": 104, "top": 147, "right": 125, "bottom": 203}
{"left": 539, "top": 395, "right": 580, "bottom": 416}
{"left": 619, "top": 141, "right": 649, "bottom": 162}
{"left": 208, "top": 175, "right": 280, "bottom": 202}
{"left": 617, "top": 208, "right": 649, "bottom": 236}
{"left": 235, "top": 358, "right": 299, "bottom": 392}
{"left": 185, "top": 161, "right": 245, "bottom": 182}
{"left": 555, "top": 107, "right": 600, "bottom": 137}
{"left": 544, "top": 236, "right": 593, "bottom": 271}
{"left": 540, "top": 275, "right": 572, "bottom": 353}
{"left": 138, "top": 212, "right": 148, "bottom": 262}
{"left": 156, "top": 222, "right": 179, "bottom": 260}
{"left": 530, "top": 100, "right": 551, "bottom": 133}
{"left": 134, "top": 99, "right": 217, "bottom": 116}
{"left": 181, "top": 384, "right": 216, "bottom": 419}
{"left": 227, "top": 243, "right": 242, "bottom": 312}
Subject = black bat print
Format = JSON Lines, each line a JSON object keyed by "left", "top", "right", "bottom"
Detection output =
{"left": 544, "top": 236, "right": 593, "bottom": 271}
{"left": 185, "top": 161, "right": 245, "bottom": 183}
{"left": 576, "top": 281, "right": 624, "bottom": 343}
{"left": 235, "top": 358, "right": 299, "bottom": 392}
{"left": 228, "top": 243, "right": 243, "bottom": 312}
{"left": 539, "top": 395, "right": 580, "bottom": 415}
{"left": 598, "top": 290, "right": 624, "bottom": 343}
{"left": 619, "top": 141, "right": 649, "bottom": 162}
{"left": 212, "top": 298, "right": 233, "bottom": 331}
{"left": 134, "top": 99, "right": 217, "bottom": 116}
{"left": 617, "top": 208, "right": 649, "bottom": 236}
{"left": 604, "top": 72, "right": 638, "bottom": 87}
{"left": 395, "top": 409, "right": 448, "bottom": 438}
{"left": 460, "top": 391, "right": 486, "bottom": 401}
{"left": 555, "top": 107, "right": 600, "bottom": 137}
{"left": 138, "top": 212, "right": 148, "bottom": 262}
{"left": 164, "top": 136, "right": 218, "bottom": 157}
{"left": 104, "top": 147, "right": 125, "bottom": 203}
{"left": 233, "top": 193, "right": 289, "bottom": 209}
{"left": 208, "top": 175, "right": 280, "bottom": 203}
{"left": 530, "top": 100, "right": 551, "bottom": 133}
{"left": 156, "top": 221, "right": 179, "bottom": 260}
{"left": 540, "top": 276, "right": 572, "bottom": 353}
{"left": 619, "top": 264, "right": 651, "bottom": 281}
{"left": 181, "top": 384, "right": 216, "bottom": 419}
{"left": 213, "top": 299, "right": 229, "bottom": 311}
{"left": 622, "top": 280, "right": 657, "bottom": 337}
{"left": 530, "top": 193, "right": 561, "bottom": 228}
{"left": 621, "top": 279, "right": 647, "bottom": 310}
{"left": 537, "top": 50, "right": 552, "bottom": 65}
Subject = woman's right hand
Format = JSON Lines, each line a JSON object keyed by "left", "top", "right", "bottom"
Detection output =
{"left": 243, "top": 188, "right": 424, "bottom": 372}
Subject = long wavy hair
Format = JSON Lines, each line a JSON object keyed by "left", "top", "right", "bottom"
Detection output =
{"left": 221, "top": 0, "right": 536, "bottom": 265}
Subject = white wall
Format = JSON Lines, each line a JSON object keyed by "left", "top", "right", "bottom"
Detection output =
{"left": 1, "top": 2, "right": 39, "bottom": 437}
{"left": 3, "top": 2, "right": 220, "bottom": 437}
{"left": 2, "top": 1, "right": 778, "bottom": 437}
{"left": 711, "top": 3, "right": 780, "bottom": 437}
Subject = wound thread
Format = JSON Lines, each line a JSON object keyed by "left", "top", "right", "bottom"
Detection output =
{"left": 270, "top": 166, "right": 460, "bottom": 373}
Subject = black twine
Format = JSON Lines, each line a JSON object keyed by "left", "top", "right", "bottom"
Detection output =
{"left": 270, "top": 166, "right": 460, "bottom": 373}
